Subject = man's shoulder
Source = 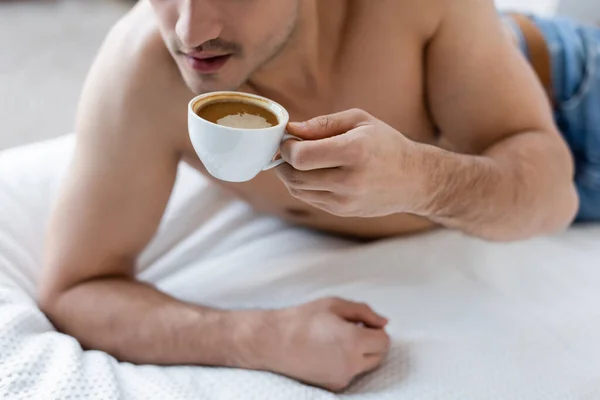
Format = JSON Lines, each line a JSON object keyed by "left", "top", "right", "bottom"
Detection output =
{"left": 388, "top": 0, "right": 497, "bottom": 49}
{"left": 367, "top": 0, "right": 446, "bottom": 42}
{"left": 77, "top": 1, "right": 189, "bottom": 150}
{"left": 97, "top": 2, "right": 179, "bottom": 97}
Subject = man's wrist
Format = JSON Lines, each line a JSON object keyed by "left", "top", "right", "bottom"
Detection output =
{"left": 212, "top": 308, "right": 276, "bottom": 371}
{"left": 413, "top": 142, "right": 499, "bottom": 224}
{"left": 408, "top": 143, "right": 472, "bottom": 219}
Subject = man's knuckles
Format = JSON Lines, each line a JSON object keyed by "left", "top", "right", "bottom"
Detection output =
{"left": 284, "top": 143, "right": 316, "bottom": 170}
{"left": 313, "top": 115, "right": 337, "bottom": 132}
{"left": 338, "top": 170, "right": 367, "bottom": 194}
{"left": 344, "top": 132, "right": 370, "bottom": 164}
{"left": 280, "top": 168, "right": 306, "bottom": 188}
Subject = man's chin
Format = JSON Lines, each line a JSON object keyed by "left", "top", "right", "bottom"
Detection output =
{"left": 179, "top": 67, "right": 244, "bottom": 95}
{"left": 185, "top": 78, "right": 242, "bottom": 95}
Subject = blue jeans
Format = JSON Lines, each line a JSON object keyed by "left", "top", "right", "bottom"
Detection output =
{"left": 510, "top": 15, "right": 600, "bottom": 221}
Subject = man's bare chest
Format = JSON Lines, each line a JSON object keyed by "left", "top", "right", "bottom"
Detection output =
{"left": 263, "top": 62, "right": 436, "bottom": 147}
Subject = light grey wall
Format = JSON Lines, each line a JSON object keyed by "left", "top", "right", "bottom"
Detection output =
{"left": 0, "top": 0, "right": 128, "bottom": 151}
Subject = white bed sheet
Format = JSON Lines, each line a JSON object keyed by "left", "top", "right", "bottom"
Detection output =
{"left": 1, "top": 135, "right": 600, "bottom": 399}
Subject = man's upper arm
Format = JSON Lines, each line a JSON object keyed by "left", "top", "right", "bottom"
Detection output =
{"left": 40, "top": 16, "right": 180, "bottom": 298}
{"left": 426, "top": 0, "right": 561, "bottom": 155}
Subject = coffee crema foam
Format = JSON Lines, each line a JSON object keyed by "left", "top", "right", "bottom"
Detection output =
{"left": 217, "top": 113, "right": 273, "bottom": 129}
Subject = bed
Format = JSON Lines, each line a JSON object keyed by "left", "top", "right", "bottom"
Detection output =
{"left": 1, "top": 134, "right": 600, "bottom": 399}
{"left": 3, "top": 0, "right": 600, "bottom": 398}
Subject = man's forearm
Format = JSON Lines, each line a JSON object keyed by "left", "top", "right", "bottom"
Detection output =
{"left": 416, "top": 131, "right": 578, "bottom": 241}
{"left": 41, "top": 278, "right": 265, "bottom": 367}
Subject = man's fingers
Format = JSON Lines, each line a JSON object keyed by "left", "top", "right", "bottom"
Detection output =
{"left": 288, "top": 188, "right": 339, "bottom": 205}
{"left": 334, "top": 300, "right": 388, "bottom": 329}
{"left": 287, "top": 108, "right": 371, "bottom": 140}
{"left": 360, "top": 353, "right": 387, "bottom": 374}
{"left": 357, "top": 328, "right": 391, "bottom": 355}
{"left": 280, "top": 139, "right": 344, "bottom": 170}
{"left": 276, "top": 163, "right": 344, "bottom": 191}
{"left": 280, "top": 133, "right": 361, "bottom": 171}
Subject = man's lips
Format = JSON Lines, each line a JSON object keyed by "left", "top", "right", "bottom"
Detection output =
{"left": 183, "top": 52, "right": 232, "bottom": 74}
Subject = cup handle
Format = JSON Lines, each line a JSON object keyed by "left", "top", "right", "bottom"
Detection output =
{"left": 263, "top": 133, "right": 303, "bottom": 170}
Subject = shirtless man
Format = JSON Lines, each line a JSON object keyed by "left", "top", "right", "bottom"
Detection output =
{"left": 39, "top": 0, "right": 600, "bottom": 392}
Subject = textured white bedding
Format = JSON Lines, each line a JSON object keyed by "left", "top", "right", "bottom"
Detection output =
{"left": 3, "top": 2, "right": 600, "bottom": 398}
{"left": 1, "top": 135, "right": 600, "bottom": 399}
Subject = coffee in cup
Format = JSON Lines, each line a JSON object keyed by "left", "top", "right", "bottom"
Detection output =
{"left": 196, "top": 100, "right": 279, "bottom": 129}
{"left": 188, "top": 91, "right": 299, "bottom": 182}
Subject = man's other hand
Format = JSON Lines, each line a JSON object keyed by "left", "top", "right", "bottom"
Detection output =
{"left": 260, "top": 297, "right": 390, "bottom": 392}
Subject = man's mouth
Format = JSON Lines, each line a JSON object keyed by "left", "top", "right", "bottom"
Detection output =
{"left": 183, "top": 53, "right": 232, "bottom": 74}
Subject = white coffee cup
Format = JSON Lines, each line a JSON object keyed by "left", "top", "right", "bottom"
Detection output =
{"left": 188, "top": 91, "right": 298, "bottom": 182}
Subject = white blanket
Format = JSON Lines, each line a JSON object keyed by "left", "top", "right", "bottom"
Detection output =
{"left": 1, "top": 135, "right": 600, "bottom": 399}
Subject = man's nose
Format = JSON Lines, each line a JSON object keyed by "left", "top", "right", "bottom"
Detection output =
{"left": 176, "top": 0, "right": 223, "bottom": 50}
